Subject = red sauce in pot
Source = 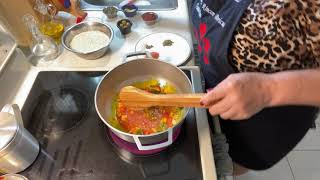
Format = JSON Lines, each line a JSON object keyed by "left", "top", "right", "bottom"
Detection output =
{"left": 117, "top": 103, "right": 177, "bottom": 135}
{"left": 111, "top": 79, "right": 183, "bottom": 135}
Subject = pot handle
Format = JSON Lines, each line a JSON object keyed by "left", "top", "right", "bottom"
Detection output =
{"left": 133, "top": 128, "right": 173, "bottom": 151}
{"left": 122, "top": 51, "right": 151, "bottom": 63}
{"left": 1, "top": 104, "right": 24, "bottom": 127}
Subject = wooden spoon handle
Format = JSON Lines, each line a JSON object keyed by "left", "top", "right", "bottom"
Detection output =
{"left": 119, "top": 86, "right": 205, "bottom": 108}
{"left": 149, "top": 93, "right": 205, "bottom": 107}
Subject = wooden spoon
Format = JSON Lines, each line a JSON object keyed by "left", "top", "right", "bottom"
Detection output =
{"left": 119, "top": 86, "right": 205, "bottom": 108}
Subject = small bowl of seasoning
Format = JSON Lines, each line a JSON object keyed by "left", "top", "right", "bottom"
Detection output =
{"left": 103, "top": 6, "right": 118, "bottom": 19}
{"left": 121, "top": 4, "right": 138, "bottom": 17}
{"left": 117, "top": 19, "right": 133, "bottom": 35}
{"left": 141, "top": 12, "right": 158, "bottom": 26}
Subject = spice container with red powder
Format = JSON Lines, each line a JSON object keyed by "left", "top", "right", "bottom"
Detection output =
{"left": 141, "top": 12, "right": 158, "bottom": 26}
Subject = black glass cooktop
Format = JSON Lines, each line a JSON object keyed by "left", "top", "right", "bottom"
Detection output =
{"left": 20, "top": 71, "right": 203, "bottom": 180}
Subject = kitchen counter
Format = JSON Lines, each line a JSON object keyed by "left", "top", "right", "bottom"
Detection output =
{"left": 0, "top": 0, "right": 196, "bottom": 111}
{"left": 3, "top": 0, "right": 196, "bottom": 110}
{"left": 28, "top": 0, "right": 194, "bottom": 71}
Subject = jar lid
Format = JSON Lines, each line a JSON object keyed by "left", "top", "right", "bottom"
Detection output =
{"left": 0, "top": 112, "right": 18, "bottom": 150}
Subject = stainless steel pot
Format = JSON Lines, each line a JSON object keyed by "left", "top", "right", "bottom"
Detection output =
{"left": 95, "top": 55, "right": 192, "bottom": 151}
{"left": 61, "top": 21, "right": 114, "bottom": 60}
{"left": 0, "top": 104, "right": 39, "bottom": 174}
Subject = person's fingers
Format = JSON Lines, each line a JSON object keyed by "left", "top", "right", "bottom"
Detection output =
{"left": 220, "top": 108, "right": 237, "bottom": 120}
{"left": 201, "top": 82, "right": 227, "bottom": 106}
{"left": 208, "top": 98, "right": 230, "bottom": 116}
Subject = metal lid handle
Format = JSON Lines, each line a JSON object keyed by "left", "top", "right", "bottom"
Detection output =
{"left": 133, "top": 128, "right": 173, "bottom": 151}
{"left": 1, "top": 104, "right": 24, "bottom": 127}
{"left": 122, "top": 51, "right": 151, "bottom": 63}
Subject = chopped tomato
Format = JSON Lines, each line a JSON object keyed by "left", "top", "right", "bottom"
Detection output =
{"left": 143, "top": 129, "right": 153, "bottom": 134}
{"left": 167, "top": 117, "right": 173, "bottom": 127}
{"left": 150, "top": 52, "right": 159, "bottom": 59}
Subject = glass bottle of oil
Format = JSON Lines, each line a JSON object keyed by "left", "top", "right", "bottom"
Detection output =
{"left": 34, "top": 0, "right": 64, "bottom": 44}
{"left": 23, "top": 14, "right": 59, "bottom": 61}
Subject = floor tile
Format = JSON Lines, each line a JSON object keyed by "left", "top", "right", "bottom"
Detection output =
{"left": 235, "top": 158, "right": 294, "bottom": 180}
{"left": 288, "top": 151, "right": 320, "bottom": 180}
{"left": 294, "top": 115, "right": 320, "bottom": 151}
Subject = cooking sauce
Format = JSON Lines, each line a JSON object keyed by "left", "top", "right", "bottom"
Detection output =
{"left": 110, "top": 79, "right": 184, "bottom": 135}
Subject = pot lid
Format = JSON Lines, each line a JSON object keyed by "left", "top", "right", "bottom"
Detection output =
{"left": 0, "top": 112, "right": 18, "bottom": 150}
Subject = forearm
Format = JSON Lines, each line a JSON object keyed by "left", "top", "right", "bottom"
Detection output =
{"left": 267, "top": 68, "right": 320, "bottom": 107}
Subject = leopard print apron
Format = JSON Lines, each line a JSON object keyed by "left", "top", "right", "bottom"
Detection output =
{"left": 191, "top": 0, "right": 318, "bottom": 170}
{"left": 230, "top": 0, "right": 320, "bottom": 73}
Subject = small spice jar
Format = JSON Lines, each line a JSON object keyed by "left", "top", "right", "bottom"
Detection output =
{"left": 141, "top": 12, "right": 158, "bottom": 26}
{"left": 103, "top": 6, "right": 118, "bottom": 19}
{"left": 121, "top": 4, "right": 138, "bottom": 17}
{"left": 117, "top": 19, "right": 132, "bottom": 35}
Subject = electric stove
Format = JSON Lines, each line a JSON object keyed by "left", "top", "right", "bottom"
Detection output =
{"left": 19, "top": 67, "right": 216, "bottom": 180}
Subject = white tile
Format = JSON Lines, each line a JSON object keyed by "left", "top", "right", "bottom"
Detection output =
{"left": 315, "top": 114, "right": 320, "bottom": 127}
{"left": 235, "top": 158, "right": 294, "bottom": 180}
{"left": 294, "top": 129, "right": 320, "bottom": 150}
{"left": 288, "top": 151, "right": 320, "bottom": 180}
{"left": 294, "top": 115, "right": 320, "bottom": 151}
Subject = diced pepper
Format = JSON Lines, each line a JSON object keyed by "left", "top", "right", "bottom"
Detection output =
{"left": 172, "top": 120, "right": 177, "bottom": 125}
{"left": 135, "top": 128, "right": 143, "bottom": 135}
{"left": 161, "top": 117, "right": 167, "bottom": 123}
{"left": 121, "top": 115, "right": 128, "bottom": 121}
{"left": 150, "top": 52, "right": 160, "bottom": 59}
{"left": 143, "top": 129, "right": 152, "bottom": 134}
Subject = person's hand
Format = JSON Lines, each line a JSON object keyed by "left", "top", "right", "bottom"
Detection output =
{"left": 200, "top": 73, "right": 274, "bottom": 120}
